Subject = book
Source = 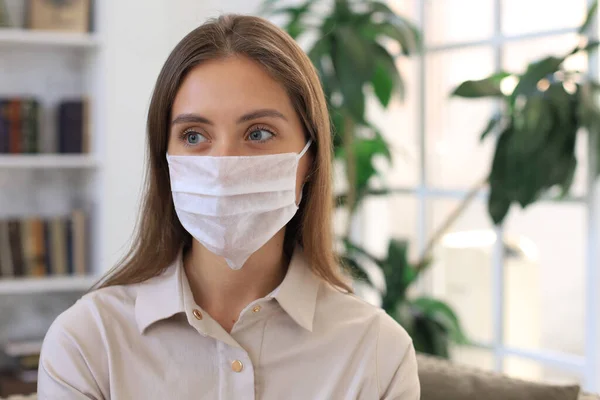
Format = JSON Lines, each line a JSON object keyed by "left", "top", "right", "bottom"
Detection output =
{"left": 58, "top": 100, "right": 86, "bottom": 153}
{"left": 8, "top": 99, "right": 21, "bottom": 154}
{"left": 21, "top": 99, "right": 39, "bottom": 153}
{"left": 49, "top": 217, "right": 67, "bottom": 275}
{"left": 0, "top": 99, "right": 9, "bottom": 153}
{"left": 30, "top": 218, "right": 46, "bottom": 277}
{"left": 28, "top": 0, "right": 91, "bottom": 33}
{"left": 43, "top": 220, "right": 52, "bottom": 275}
{"left": 0, "top": 212, "right": 88, "bottom": 278}
{"left": 20, "top": 218, "right": 34, "bottom": 276}
{"left": 7, "top": 220, "right": 23, "bottom": 277}
{"left": 71, "top": 209, "right": 87, "bottom": 275}
{"left": 0, "top": 220, "right": 13, "bottom": 277}
{"left": 66, "top": 215, "right": 74, "bottom": 275}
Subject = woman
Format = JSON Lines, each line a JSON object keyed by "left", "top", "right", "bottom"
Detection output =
{"left": 38, "top": 15, "right": 420, "bottom": 400}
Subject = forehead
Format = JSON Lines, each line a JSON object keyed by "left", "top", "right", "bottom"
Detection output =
{"left": 172, "top": 56, "right": 294, "bottom": 117}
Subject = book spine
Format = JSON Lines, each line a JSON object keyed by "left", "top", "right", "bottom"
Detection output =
{"left": 20, "top": 218, "right": 34, "bottom": 276}
{"left": 9, "top": 99, "right": 21, "bottom": 154}
{"left": 72, "top": 209, "right": 87, "bottom": 275}
{"left": 82, "top": 97, "right": 90, "bottom": 153}
{"left": 0, "top": 220, "right": 14, "bottom": 277}
{"left": 58, "top": 101, "right": 83, "bottom": 153}
{"left": 50, "top": 217, "right": 67, "bottom": 276}
{"left": 32, "top": 100, "right": 40, "bottom": 153}
{"left": 66, "top": 215, "right": 74, "bottom": 275}
{"left": 0, "top": 99, "right": 9, "bottom": 154}
{"left": 43, "top": 219, "right": 52, "bottom": 276}
{"left": 7, "top": 220, "right": 24, "bottom": 276}
{"left": 31, "top": 218, "right": 46, "bottom": 277}
{"left": 21, "top": 99, "right": 34, "bottom": 154}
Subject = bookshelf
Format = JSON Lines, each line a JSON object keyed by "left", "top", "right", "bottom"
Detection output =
{"left": 0, "top": 1, "right": 103, "bottom": 293}
{"left": 0, "top": 28, "right": 99, "bottom": 48}
{"left": 0, "top": 275, "right": 98, "bottom": 295}
{"left": 0, "top": 154, "right": 98, "bottom": 169}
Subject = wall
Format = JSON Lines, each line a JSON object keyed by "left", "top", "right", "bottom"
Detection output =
{"left": 98, "top": 0, "right": 261, "bottom": 271}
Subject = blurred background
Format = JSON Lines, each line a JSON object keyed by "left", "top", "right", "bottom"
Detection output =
{"left": 0, "top": 0, "right": 599, "bottom": 397}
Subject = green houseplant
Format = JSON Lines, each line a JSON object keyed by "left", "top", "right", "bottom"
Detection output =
{"left": 261, "top": 0, "right": 468, "bottom": 358}
{"left": 452, "top": 2, "right": 600, "bottom": 225}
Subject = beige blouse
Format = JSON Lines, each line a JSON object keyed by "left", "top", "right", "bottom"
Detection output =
{"left": 38, "top": 248, "right": 420, "bottom": 399}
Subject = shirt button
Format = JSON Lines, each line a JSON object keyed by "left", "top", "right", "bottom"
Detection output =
{"left": 231, "top": 360, "right": 244, "bottom": 373}
{"left": 192, "top": 309, "right": 203, "bottom": 320}
{"left": 252, "top": 305, "right": 262, "bottom": 313}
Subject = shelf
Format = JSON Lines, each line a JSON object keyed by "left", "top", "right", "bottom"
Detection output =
{"left": 0, "top": 28, "right": 99, "bottom": 49}
{"left": 0, "top": 154, "right": 98, "bottom": 169}
{"left": 0, "top": 275, "right": 99, "bottom": 294}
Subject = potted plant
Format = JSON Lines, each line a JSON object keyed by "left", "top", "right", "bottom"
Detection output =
{"left": 261, "top": 0, "right": 468, "bottom": 358}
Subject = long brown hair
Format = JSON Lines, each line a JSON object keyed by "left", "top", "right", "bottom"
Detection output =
{"left": 97, "top": 14, "right": 351, "bottom": 292}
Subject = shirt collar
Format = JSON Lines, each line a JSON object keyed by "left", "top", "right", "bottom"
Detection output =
{"left": 134, "top": 246, "right": 321, "bottom": 334}
{"left": 134, "top": 253, "right": 186, "bottom": 334}
{"left": 272, "top": 246, "right": 320, "bottom": 332}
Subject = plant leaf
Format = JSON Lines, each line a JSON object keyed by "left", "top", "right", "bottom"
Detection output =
{"left": 488, "top": 126, "right": 515, "bottom": 224}
{"left": 412, "top": 314, "right": 450, "bottom": 358}
{"left": 410, "top": 297, "right": 469, "bottom": 344}
{"left": 339, "top": 255, "right": 373, "bottom": 286}
{"left": 371, "top": 59, "right": 394, "bottom": 107}
{"left": 512, "top": 56, "right": 564, "bottom": 99}
{"left": 480, "top": 113, "right": 503, "bottom": 141}
{"left": 309, "top": 37, "right": 337, "bottom": 98}
{"left": 369, "top": 1, "right": 421, "bottom": 54}
{"left": 381, "top": 239, "right": 411, "bottom": 314}
{"left": 452, "top": 72, "right": 511, "bottom": 98}
{"left": 331, "top": 28, "right": 375, "bottom": 120}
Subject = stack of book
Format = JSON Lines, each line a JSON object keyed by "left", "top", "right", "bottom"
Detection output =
{"left": 0, "top": 339, "right": 42, "bottom": 395}
{"left": 0, "top": 210, "right": 88, "bottom": 278}
{"left": 0, "top": 97, "right": 89, "bottom": 154}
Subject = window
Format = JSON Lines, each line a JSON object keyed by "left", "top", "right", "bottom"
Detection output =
{"left": 361, "top": 0, "right": 599, "bottom": 392}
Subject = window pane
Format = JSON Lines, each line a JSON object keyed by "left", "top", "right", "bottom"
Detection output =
{"left": 358, "top": 194, "right": 418, "bottom": 305}
{"left": 389, "top": 0, "right": 418, "bottom": 19}
{"left": 503, "top": 34, "right": 588, "bottom": 197}
{"left": 504, "top": 203, "right": 586, "bottom": 357}
{"left": 430, "top": 198, "right": 495, "bottom": 343}
{"left": 425, "top": 0, "right": 494, "bottom": 46}
{"left": 503, "top": 34, "right": 586, "bottom": 74}
{"left": 362, "top": 194, "right": 418, "bottom": 260}
{"left": 501, "top": 0, "right": 587, "bottom": 36}
{"left": 371, "top": 59, "right": 419, "bottom": 187}
{"left": 426, "top": 47, "right": 496, "bottom": 189}
{"left": 504, "top": 356, "right": 582, "bottom": 386}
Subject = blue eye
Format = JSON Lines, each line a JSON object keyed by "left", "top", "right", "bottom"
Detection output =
{"left": 183, "top": 131, "right": 206, "bottom": 146}
{"left": 248, "top": 128, "right": 274, "bottom": 142}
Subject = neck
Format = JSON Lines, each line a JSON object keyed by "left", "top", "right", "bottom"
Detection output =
{"left": 183, "top": 230, "right": 289, "bottom": 332}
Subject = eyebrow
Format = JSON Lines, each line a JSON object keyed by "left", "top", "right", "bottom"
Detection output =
{"left": 171, "top": 109, "right": 288, "bottom": 126}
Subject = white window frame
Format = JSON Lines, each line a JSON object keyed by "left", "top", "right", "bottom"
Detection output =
{"left": 400, "top": 0, "right": 600, "bottom": 392}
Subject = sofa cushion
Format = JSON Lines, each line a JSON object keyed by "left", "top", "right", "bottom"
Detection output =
{"left": 417, "top": 354, "right": 580, "bottom": 400}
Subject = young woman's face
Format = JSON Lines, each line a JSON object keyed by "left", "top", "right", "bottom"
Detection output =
{"left": 168, "top": 55, "right": 313, "bottom": 199}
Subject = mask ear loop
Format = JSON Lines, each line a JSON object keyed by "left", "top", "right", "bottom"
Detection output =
{"left": 295, "top": 139, "right": 313, "bottom": 206}
{"left": 298, "top": 139, "right": 312, "bottom": 159}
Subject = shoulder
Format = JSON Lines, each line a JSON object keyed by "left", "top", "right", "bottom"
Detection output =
{"left": 316, "top": 284, "right": 419, "bottom": 397}
{"left": 48, "top": 284, "right": 137, "bottom": 341}
{"left": 39, "top": 284, "right": 137, "bottom": 398}
{"left": 316, "top": 283, "right": 413, "bottom": 347}
{"left": 41, "top": 284, "right": 136, "bottom": 362}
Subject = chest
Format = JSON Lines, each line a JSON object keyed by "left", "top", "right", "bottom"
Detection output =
{"left": 102, "top": 314, "right": 379, "bottom": 400}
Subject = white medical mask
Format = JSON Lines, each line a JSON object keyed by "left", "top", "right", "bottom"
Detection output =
{"left": 166, "top": 140, "right": 312, "bottom": 270}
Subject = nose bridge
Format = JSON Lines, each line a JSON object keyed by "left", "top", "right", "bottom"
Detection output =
{"left": 211, "top": 130, "right": 241, "bottom": 157}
